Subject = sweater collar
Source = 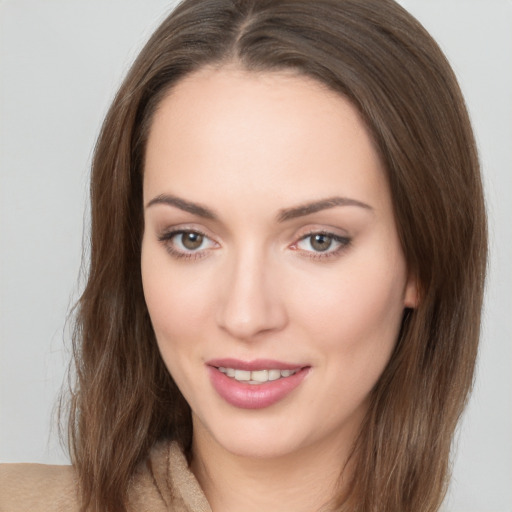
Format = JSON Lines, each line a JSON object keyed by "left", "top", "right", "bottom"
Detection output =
{"left": 166, "top": 442, "right": 212, "bottom": 512}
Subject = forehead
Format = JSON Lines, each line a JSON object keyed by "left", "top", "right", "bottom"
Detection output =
{"left": 143, "top": 66, "right": 390, "bottom": 214}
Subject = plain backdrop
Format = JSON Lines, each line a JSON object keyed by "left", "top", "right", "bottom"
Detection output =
{"left": 0, "top": 1, "right": 511, "bottom": 511}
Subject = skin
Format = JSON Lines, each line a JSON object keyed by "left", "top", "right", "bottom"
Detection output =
{"left": 141, "top": 66, "right": 417, "bottom": 512}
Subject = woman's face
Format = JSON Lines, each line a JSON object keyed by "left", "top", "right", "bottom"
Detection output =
{"left": 141, "top": 67, "right": 417, "bottom": 460}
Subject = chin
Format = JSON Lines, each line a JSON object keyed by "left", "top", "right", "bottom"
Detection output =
{"left": 193, "top": 410, "right": 309, "bottom": 458}
{"left": 192, "top": 407, "right": 356, "bottom": 463}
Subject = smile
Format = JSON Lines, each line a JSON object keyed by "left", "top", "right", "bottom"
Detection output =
{"left": 207, "top": 359, "right": 310, "bottom": 409}
{"left": 216, "top": 367, "right": 299, "bottom": 384}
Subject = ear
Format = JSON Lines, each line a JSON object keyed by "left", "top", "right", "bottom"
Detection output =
{"left": 404, "top": 273, "right": 420, "bottom": 308}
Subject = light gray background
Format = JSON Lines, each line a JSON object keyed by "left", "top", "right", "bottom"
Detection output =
{"left": 0, "top": 1, "right": 511, "bottom": 511}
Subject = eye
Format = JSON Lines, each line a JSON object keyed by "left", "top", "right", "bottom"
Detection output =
{"left": 176, "top": 231, "right": 207, "bottom": 251}
{"left": 158, "top": 229, "right": 218, "bottom": 259}
{"left": 295, "top": 232, "right": 351, "bottom": 256}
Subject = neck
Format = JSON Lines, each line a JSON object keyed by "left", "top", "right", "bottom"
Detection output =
{"left": 190, "top": 422, "right": 357, "bottom": 512}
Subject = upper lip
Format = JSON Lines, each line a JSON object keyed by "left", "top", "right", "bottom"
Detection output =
{"left": 206, "top": 358, "right": 307, "bottom": 371}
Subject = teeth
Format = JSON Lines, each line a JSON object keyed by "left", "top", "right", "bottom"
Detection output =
{"left": 251, "top": 370, "right": 268, "bottom": 382}
{"left": 217, "top": 367, "right": 299, "bottom": 383}
{"left": 234, "top": 369, "right": 251, "bottom": 381}
{"left": 268, "top": 369, "right": 281, "bottom": 381}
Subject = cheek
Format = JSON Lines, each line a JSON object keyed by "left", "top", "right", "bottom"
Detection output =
{"left": 141, "top": 240, "right": 211, "bottom": 353}
{"left": 292, "top": 254, "right": 407, "bottom": 423}
{"left": 141, "top": 245, "right": 217, "bottom": 412}
{"left": 290, "top": 248, "right": 407, "bottom": 363}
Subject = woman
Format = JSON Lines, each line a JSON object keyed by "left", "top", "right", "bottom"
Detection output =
{"left": 0, "top": 0, "right": 487, "bottom": 511}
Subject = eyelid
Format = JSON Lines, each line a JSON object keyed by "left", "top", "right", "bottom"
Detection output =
{"left": 158, "top": 227, "right": 219, "bottom": 260}
{"left": 290, "top": 229, "right": 352, "bottom": 259}
{"left": 156, "top": 224, "right": 351, "bottom": 261}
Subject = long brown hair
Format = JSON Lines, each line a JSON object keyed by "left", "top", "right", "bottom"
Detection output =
{"left": 67, "top": 0, "right": 487, "bottom": 510}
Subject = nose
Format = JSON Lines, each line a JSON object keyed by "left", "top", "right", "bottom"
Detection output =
{"left": 216, "top": 248, "right": 288, "bottom": 341}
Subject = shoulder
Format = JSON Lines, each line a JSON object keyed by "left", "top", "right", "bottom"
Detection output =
{"left": 0, "top": 462, "right": 79, "bottom": 512}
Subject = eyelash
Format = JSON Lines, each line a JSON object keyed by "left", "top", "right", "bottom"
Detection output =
{"left": 292, "top": 231, "right": 351, "bottom": 260}
{"left": 158, "top": 229, "right": 215, "bottom": 261}
{"left": 157, "top": 229, "right": 351, "bottom": 261}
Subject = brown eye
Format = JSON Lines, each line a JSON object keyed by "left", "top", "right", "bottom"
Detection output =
{"left": 310, "top": 234, "right": 333, "bottom": 252}
{"left": 158, "top": 230, "right": 217, "bottom": 257}
{"left": 158, "top": 229, "right": 217, "bottom": 257}
{"left": 181, "top": 232, "right": 204, "bottom": 250}
{"left": 295, "top": 232, "right": 351, "bottom": 256}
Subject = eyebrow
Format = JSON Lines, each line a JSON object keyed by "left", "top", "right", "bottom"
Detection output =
{"left": 146, "top": 194, "right": 372, "bottom": 222}
{"left": 146, "top": 194, "right": 217, "bottom": 219}
{"left": 277, "top": 196, "right": 373, "bottom": 222}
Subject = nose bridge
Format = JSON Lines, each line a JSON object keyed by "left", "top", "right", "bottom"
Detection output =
{"left": 216, "top": 242, "right": 287, "bottom": 340}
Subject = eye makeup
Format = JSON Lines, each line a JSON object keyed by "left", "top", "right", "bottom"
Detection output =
{"left": 158, "top": 228, "right": 218, "bottom": 261}
{"left": 291, "top": 231, "right": 352, "bottom": 261}
{"left": 157, "top": 226, "right": 352, "bottom": 263}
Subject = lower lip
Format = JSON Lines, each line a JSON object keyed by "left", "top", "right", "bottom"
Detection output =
{"left": 208, "top": 366, "right": 310, "bottom": 409}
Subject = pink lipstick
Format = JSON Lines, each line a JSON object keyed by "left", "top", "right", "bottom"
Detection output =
{"left": 206, "top": 358, "right": 310, "bottom": 409}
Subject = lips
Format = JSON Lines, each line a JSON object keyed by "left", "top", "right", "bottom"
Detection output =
{"left": 206, "top": 358, "right": 310, "bottom": 409}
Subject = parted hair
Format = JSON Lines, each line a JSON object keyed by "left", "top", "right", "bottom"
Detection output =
{"left": 67, "top": 0, "right": 487, "bottom": 510}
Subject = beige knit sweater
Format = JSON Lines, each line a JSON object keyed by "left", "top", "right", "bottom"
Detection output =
{"left": 0, "top": 441, "right": 211, "bottom": 512}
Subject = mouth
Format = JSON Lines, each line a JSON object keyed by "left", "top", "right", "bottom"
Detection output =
{"left": 206, "top": 359, "right": 310, "bottom": 409}
{"left": 215, "top": 367, "right": 300, "bottom": 384}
